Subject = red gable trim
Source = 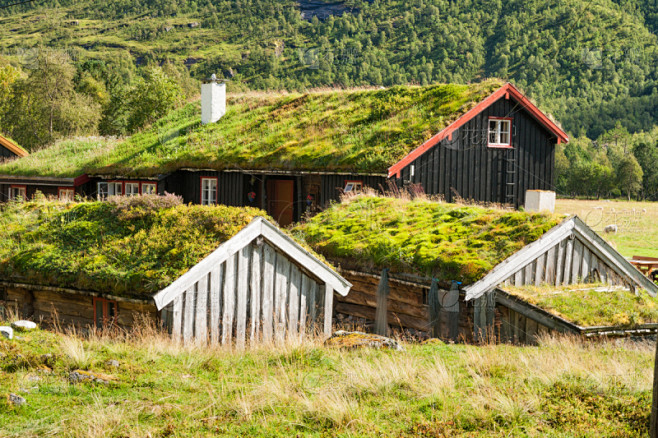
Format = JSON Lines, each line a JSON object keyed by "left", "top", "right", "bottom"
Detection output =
{"left": 387, "top": 83, "right": 569, "bottom": 178}
{"left": 73, "top": 174, "right": 90, "bottom": 187}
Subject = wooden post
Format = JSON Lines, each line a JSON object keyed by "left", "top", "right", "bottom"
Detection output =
{"left": 444, "top": 281, "right": 460, "bottom": 342}
{"left": 323, "top": 285, "right": 334, "bottom": 338}
{"left": 651, "top": 335, "right": 658, "bottom": 438}
{"left": 374, "top": 268, "right": 390, "bottom": 336}
{"left": 428, "top": 278, "right": 441, "bottom": 338}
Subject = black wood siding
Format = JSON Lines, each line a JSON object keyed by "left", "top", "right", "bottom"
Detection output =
{"left": 0, "top": 145, "right": 18, "bottom": 159}
{"left": 398, "top": 96, "right": 556, "bottom": 207}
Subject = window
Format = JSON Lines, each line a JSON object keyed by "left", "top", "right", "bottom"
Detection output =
{"left": 58, "top": 188, "right": 75, "bottom": 201}
{"left": 488, "top": 118, "right": 512, "bottom": 148}
{"left": 344, "top": 180, "right": 363, "bottom": 193}
{"left": 97, "top": 182, "right": 122, "bottom": 200}
{"left": 10, "top": 185, "right": 26, "bottom": 201}
{"left": 141, "top": 183, "right": 157, "bottom": 195}
{"left": 93, "top": 297, "right": 117, "bottom": 328}
{"left": 125, "top": 182, "right": 140, "bottom": 196}
{"left": 201, "top": 177, "right": 217, "bottom": 205}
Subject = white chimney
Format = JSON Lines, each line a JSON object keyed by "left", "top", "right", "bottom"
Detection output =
{"left": 201, "top": 74, "right": 226, "bottom": 125}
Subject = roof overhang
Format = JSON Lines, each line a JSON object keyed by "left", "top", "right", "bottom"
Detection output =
{"left": 387, "top": 82, "right": 570, "bottom": 178}
{"left": 0, "top": 174, "right": 76, "bottom": 187}
{"left": 0, "top": 134, "right": 28, "bottom": 158}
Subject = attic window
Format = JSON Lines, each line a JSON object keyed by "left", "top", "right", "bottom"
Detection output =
{"left": 488, "top": 118, "right": 512, "bottom": 148}
{"left": 93, "top": 297, "right": 117, "bottom": 329}
{"left": 10, "top": 185, "right": 26, "bottom": 201}
{"left": 344, "top": 181, "right": 363, "bottom": 193}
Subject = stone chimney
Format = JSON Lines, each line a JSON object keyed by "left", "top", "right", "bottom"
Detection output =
{"left": 201, "top": 74, "right": 226, "bottom": 125}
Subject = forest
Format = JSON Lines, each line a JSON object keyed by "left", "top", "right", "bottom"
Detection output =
{"left": 0, "top": 0, "right": 656, "bottom": 199}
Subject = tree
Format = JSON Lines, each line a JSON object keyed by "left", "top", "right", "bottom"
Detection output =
{"left": 615, "top": 154, "right": 643, "bottom": 201}
{"left": 127, "top": 67, "right": 183, "bottom": 132}
{"left": 633, "top": 141, "right": 658, "bottom": 200}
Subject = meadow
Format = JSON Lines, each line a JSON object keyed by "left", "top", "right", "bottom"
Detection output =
{"left": 0, "top": 322, "right": 652, "bottom": 437}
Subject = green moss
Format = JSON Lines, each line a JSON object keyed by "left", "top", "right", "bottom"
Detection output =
{"left": 294, "top": 195, "right": 561, "bottom": 284}
{"left": 0, "top": 80, "right": 505, "bottom": 178}
{"left": 505, "top": 284, "right": 658, "bottom": 327}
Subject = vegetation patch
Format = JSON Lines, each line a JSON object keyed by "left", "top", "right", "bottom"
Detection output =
{"left": 0, "top": 80, "right": 503, "bottom": 177}
{"left": 294, "top": 195, "right": 561, "bottom": 283}
{"left": 504, "top": 283, "right": 658, "bottom": 327}
{"left": 0, "top": 195, "right": 269, "bottom": 297}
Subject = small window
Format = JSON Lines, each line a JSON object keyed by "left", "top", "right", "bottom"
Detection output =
{"left": 97, "top": 182, "right": 108, "bottom": 200}
{"left": 93, "top": 297, "right": 117, "bottom": 329}
{"left": 10, "top": 185, "right": 26, "bottom": 201}
{"left": 344, "top": 181, "right": 363, "bottom": 193}
{"left": 109, "top": 182, "right": 122, "bottom": 196}
{"left": 141, "top": 183, "right": 157, "bottom": 195}
{"left": 59, "top": 188, "right": 75, "bottom": 201}
{"left": 201, "top": 177, "right": 217, "bottom": 205}
{"left": 125, "top": 183, "right": 140, "bottom": 196}
{"left": 488, "top": 118, "right": 512, "bottom": 148}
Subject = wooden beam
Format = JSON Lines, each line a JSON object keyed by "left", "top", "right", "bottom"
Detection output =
{"left": 209, "top": 264, "right": 222, "bottom": 345}
{"left": 495, "top": 289, "right": 580, "bottom": 334}
{"left": 428, "top": 278, "right": 441, "bottom": 338}
{"left": 249, "top": 244, "right": 262, "bottom": 344}
{"left": 222, "top": 253, "right": 237, "bottom": 345}
{"left": 195, "top": 274, "right": 208, "bottom": 343}
{"left": 235, "top": 246, "right": 251, "bottom": 350}
{"left": 261, "top": 244, "right": 276, "bottom": 343}
{"left": 374, "top": 269, "right": 390, "bottom": 336}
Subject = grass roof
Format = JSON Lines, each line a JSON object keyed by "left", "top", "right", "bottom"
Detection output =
{"left": 0, "top": 195, "right": 269, "bottom": 298}
{"left": 504, "top": 284, "right": 658, "bottom": 328}
{"left": 0, "top": 79, "right": 505, "bottom": 178}
{"left": 293, "top": 195, "right": 562, "bottom": 284}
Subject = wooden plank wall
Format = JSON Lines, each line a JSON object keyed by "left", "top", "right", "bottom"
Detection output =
{"left": 501, "top": 236, "right": 628, "bottom": 288}
{"left": 164, "top": 241, "right": 327, "bottom": 347}
{"left": 497, "top": 305, "right": 551, "bottom": 345}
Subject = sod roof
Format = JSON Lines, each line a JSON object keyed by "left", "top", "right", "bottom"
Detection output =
{"left": 294, "top": 195, "right": 562, "bottom": 284}
{"left": 504, "top": 284, "right": 658, "bottom": 328}
{"left": 0, "top": 79, "right": 505, "bottom": 178}
{"left": 0, "top": 195, "right": 272, "bottom": 298}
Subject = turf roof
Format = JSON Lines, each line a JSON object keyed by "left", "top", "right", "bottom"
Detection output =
{"left": 0, "top": 79, "right": 505, "bottom": 178}
{"left": 0, "top": 195, "right": 271, "bottom": 298}
{"left": 504, "top": 284, "right": 658, "bottom": 328}
{"left": 294, "top": 195, "right": 562, "bottom": 284}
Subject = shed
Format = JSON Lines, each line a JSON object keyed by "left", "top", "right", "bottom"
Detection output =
{"left": 153, "top": 217, "right": 351, "bottom": 346}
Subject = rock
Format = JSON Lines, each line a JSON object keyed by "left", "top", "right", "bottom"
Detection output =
{"left": 324, "top": 331, "right": 404, "bottom": 351}
{"left": 69, "top": 370, "right": 115, "bottom": 385}
{"left": 26, "top": 374, "right": 41, "bottom": 383}
{"left": 106, "top": 360, "right": 120, "bottom": 368}
{"left": 8, "top": 393, "right": 26, "bottom": 406}
{"left": 188, "top": 22, "right": 199, "bottom": 28}
{"left": 0, "top": 326, "right": 12, "bottom": 340}
{"left": 11, "top": 320, "right": 37, "bottom": 331}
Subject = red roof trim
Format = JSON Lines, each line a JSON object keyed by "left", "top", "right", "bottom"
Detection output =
{"left": 73, "top": 174, "right": 90, "bottom": 187}
{"left": 387, "top": 83, "right": 569, "bottom": 178}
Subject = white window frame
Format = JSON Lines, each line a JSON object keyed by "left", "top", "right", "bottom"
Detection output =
{"left": 344, "top": 181, "right": 363, "bottom": 193}
{"left": 58, "top": 188, "right": 75, "bottom": 202}
{"left": 10, "top": 186, "right": 26, "bottom": 201}
{"left": 125, "top": 182, "right": 140, "bottom": 196}
{"left": 98, "top": 182, "right": 123, "bottom": 200}
{"left": 488, "top": 118, "right": 512, "bottom": 148}
{"left": 141, "top": 183, "right": 157, "bottom": 195}
{"left": 201, "top": 177, "right": 217, "bottom": 205}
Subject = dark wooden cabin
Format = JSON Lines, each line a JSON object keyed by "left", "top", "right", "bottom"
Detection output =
{"left": 388, "top": 83, "right": 569, "bottom": 207}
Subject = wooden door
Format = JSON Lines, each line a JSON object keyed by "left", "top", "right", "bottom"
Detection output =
{"left": 267, "top": 179, "right": 294, "bottom": 226}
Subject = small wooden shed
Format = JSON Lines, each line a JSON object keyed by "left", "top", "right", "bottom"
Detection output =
{"left": 153, "top": 217, "right": 352, "bottom": 347}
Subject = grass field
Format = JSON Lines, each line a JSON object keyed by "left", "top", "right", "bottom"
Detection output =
{"left": 0, "top": 323, "right": 652, "bottom": 437}
{"left": 555, "top": 198, "right": 658, "bottom": 258}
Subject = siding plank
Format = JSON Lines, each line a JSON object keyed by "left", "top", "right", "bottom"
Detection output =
{"left": 195, "top": 274, "right": 208, "bottom": 343}
{"left": 262, "top": 244, "right": 276, "bottom": 343}
{"left": 235, "top": 246, "right": 251, "bottom": 349}
{"left": 249, "top": 244, "right": 263, "bottom": 344}
{"left": 222, "top": 253, "right": 237, "bottom": 345}
{"left": 209, "top": 264, "right": 222, "bottom": 345}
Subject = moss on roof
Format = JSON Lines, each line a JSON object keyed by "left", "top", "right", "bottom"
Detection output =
{"left": 504, "top": 284, "right": 658, "bottom": 328}
{"left": 293, "top": 195, "right": 562, "bottom": 284}
{"left": 0, "top": 79, "right": 505, "bottom": 178}
{"left": 0, "top": 195, "right": 269, "bottom": 298}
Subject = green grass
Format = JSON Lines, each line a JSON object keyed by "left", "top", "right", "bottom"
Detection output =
{"left": 0, "top": 80, "right": 504, "bottom": 177}
{"left": 0, "top": 326, "right": 652, "bottom": 437}
{"left": 294, "top": 194, "right": 562, "bottom": 283}
{"left": 0, "top": 195, "right": 268, "bottom": 297}
{"left": 505, "top": 283, "right": 658, "bottom": 327}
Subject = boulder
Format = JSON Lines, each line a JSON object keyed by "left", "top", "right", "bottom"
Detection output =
{"left": 0, "top": 326, "right": 12, "bottom": 340}
{"left": 8, "top": 393, "right": 26, "bottom": 406}
{"left": 324, "top": 331, "right": 404, "bottom": 351}
{"left": 11, "top": 321, "right": 37, "bottom": 331}
{"left": 106, "top": 359, "right": 120, "bottom": 368}
{"left": 69, "top": 370, "right": 115, "bottom": 385}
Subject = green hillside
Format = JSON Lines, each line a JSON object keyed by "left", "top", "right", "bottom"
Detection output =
{"left": 0, "top": 0, "right": 656, "bottom": 139}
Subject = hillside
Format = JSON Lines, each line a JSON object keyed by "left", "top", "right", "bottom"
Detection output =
{"left": 0, "top": 0, "right": 656, "bottom": 139}
{"left": 0, "top": 325, "right": 652, "bottom": 436}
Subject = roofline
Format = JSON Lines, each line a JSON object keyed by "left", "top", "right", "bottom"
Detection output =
{"left": 0, "top": 134, "right": 28, "bottom": 158}
{"left": 387, "top": 83, "right": 570, "bottom": 178}
{"left": 0, "top": 174, "right": 77, "bottom": 186}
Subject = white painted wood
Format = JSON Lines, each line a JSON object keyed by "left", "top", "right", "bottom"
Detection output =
{"left": 323, "top": 285, "right": 334, "bottom": 337}
{"left": 183, "top": 287, "right": 195, "bottom": 342}
{"left": 222, "top": 253, "right": 237, "bottom": 345}
{"left": 535, "top": 253, "right": 546, "bottom": 286}
{"left": 209, "top": 264, "right": 222, "bottom": 344}
{"left": 563, "top": 238, "right": 574, "bottom": 286}
{"left": 288, "top": 265, "right": 301, "bottom": 338}
{"left": 195, "top": 274, "right": 208, "bottom": 343}
{"left": 299, "top": 274, "right": 310, "bottom": 339}
{"left": 261, "top": 244, "right": 276, "bottom": 343}
{"left": 172, "top": 295, "right": 182, "bottom": 342}
{"left": 274, "top": 254, "right": 291, "bottom": 343}
{"left": 249, "top": 244, "right": 262, "bottom": 344}
{"left": 235, "top": 246, "right": 251, "bottom": 349}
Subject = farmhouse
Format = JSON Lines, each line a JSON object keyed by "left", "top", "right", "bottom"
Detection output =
{"left": 296, "top": 195, "right": 658, "bottom": 343}
{"left": 0, "top": 79, "right": 567, "bottom": 224}
{"left": 0, "top": 197, "right": 350, "bottom": 345}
